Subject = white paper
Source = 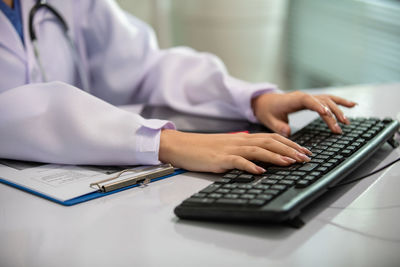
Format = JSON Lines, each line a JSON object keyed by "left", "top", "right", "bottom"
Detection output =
{"left": 0, "top": 159, "right": 158, "bottom": 202}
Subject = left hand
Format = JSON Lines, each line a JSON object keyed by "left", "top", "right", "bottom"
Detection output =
{"left": 252, "top": 91, "right": 357, "bottom": 137}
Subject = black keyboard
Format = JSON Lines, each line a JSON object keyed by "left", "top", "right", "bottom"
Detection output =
{"left": 174, "top": 117, "right": 400, "bottom": 224}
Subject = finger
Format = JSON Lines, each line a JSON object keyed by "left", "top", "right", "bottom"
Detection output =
{"left": 300, "top": 94, "right": 331, "bottom": 116}
{"left": 233, "top": 146, "right": 297, "bottom": 166}
{"left": 249, "top": 133, "right": 312, "bottom": 155}
{"left": 319, "top": 105, "right": 342, "bottom": 134}
{"left": 327, "top": 95, "right": 357, "bottom": 108}
{"left": 262, "top": 114, "right": 291, "bottom": 137}
{"left": 221, "top": 155, "right": 265, "bottom": 174}
{"left": 268, "top": 133, "right": 312, "bottom": 155}
{"left": 325, "top": 98, "right": 350, "bottom": 125}
{"left": 258, "top": 139, "right": 311, "bottom": 163}
{"left": 300, "top": 95, "right": 341, "bottom": 133}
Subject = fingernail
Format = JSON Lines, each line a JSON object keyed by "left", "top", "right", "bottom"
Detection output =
{"left": 296, "top": 152, "right": 311, "bottom": 162}
{"left": 279, "top": 127, "right": 290, "bottom": 137}
{"left": 343, "top": 116, "right": 350, "bottom": 125}
{"left": 255, "top": 166, "right": 266, "bottom": 173}
{"left": 301, "top": 146, "right": 313, "bottom": 155}
{"left": 281, "top": 156, "right": 296, "bottom": 164}
{"left": 334, "top": 123, "right": 342, "bottom": 133}
{"left": 280, "top": 129, "right": 289, "bottom": 137}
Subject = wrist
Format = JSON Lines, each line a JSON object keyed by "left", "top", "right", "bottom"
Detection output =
{"left": 159, "top": 129, "right": 181, "bottom": 164}
{"left": 251, "top": 93, "right": 267, "bottom": 119}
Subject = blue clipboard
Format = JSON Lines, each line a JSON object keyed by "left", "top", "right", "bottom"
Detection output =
{"left": 0, "top": 169, "right": 186, "bottom": 206}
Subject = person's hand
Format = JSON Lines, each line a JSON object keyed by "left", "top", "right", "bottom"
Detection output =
{"left": 159, "top": 129, "right": 312, "bottom": 174}
{"left": 252, "top": 91, "right": 357, "bottom": 137}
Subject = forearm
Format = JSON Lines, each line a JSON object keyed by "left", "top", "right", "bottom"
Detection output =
{"left": 0, "top": 82, "right": 174, "bottom": 165}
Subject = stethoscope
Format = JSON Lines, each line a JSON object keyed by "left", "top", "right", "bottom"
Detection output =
{"left": 28, "top": 0, "right": 89, "bottom": 91}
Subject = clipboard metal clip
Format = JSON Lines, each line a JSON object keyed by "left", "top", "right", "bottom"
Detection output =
{"left": 90, "top": 164, "right": 174, "bottom": 193}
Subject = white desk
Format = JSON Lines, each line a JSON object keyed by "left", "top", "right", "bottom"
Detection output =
{"left": 1, "top": 84, "right": 400, "bottom": 267}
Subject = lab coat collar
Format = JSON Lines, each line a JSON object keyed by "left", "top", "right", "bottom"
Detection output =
{"left": 0, "top": 0, "right": 38, "bottom": 62}
{"left": 0, "top": 9, "right": 25, "bottom": 61}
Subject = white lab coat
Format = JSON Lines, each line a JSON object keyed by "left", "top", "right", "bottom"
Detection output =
{"left": 0, "top": 0, "right": 278, "bottom": 165}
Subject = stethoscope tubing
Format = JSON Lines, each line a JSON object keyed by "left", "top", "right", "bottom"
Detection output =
{"left": 28, "top": 0, "right": 89, "bottom": 91}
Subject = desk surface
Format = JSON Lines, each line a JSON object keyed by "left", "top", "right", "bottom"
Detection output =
{"left": 1, "top": 84, "right": 400, "bottom": 267}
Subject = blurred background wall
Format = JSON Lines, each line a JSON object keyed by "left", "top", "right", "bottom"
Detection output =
{"left": 116, "top": 0, "right": 400, "bottom": 91}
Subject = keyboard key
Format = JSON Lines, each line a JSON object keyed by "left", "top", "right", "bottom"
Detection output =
{"left": 362, "top": 133, "right": 373, "bottom": 139}
{"left": 208, "top": 193, "right": 223, "bottom": 198}
{"left": 276, "top": 171, "right": 290, "bottom": 175}
{"left": 295, "top": 180, "right": 310, "bottom": 188}
{"left": 303, "top": 175, "right": 317, "bottom": 182}
{"left": 229, "top": 169, "right": 243, "bottom": 175}
{"left": 200, "top": 184, "right": 220, "bottom": 193}
{"left": 222, "top": 184, "right": 238, "bottom": 189}
{"left": 264, "top": 189, "right": 280, "bottom": 195}
{"left": 237, "top": 184, "right": 253, "bottom": 189}
{"left": 269, "top": 175, "right": 285, "bottom": 180}
{"left": 224, "top": 193, "right": 239, "bottom": 199}
{"left": 223, "top": 173, "right": 238, "bottom": 179}
{"left": 328, "top": 158, "right": 340, "bottom": 165}
{"left": 256, "top": 194, "right": 274, "bottom": 201}
{"left": 231, "top": 189, "right": 246, "bottom": 194}
{"left": 271, "top": 184, "right": 287, "bottom": 191}
{"left": 285, "top": 175, "right": 301, "bottom": 181}
{"left": 248, "top": 189, "right": 263, "bottom": 194}
{"left": 184, "top": 197, "right": 215, "bottom": 204}
{"left": 317, "top": 167, "right": 329, "bottom": 173}
{"left": 333, "top": 155, "right": 344, "bottom": 160}
{"left": 240, "top": 194, "right": 256, "bottom": 199}
{"left": 279, "top": 180, "right": 295, "bottom": 186}
{"left": 347, "top": 145, "right": 356, "bottom": 151}
{"left": 311, "top": 148, "right": 323, "bottom": 154}
{"left": 215, "top": 188, "right": 230, "bottom": 194}
{"left": 299, "top": 163, "right": 318, "bottom": 171}
{"left": 341, "top": 149, "right": 352, "bottom": 156}
{"left": 254, "top": 184, "right": 270, "bottom": 190}
{"left": 234, "top": 174, "right": 255, "bottom": 183}
{"left": 248, "top": 199, "right": 267, "bottom": 206}
{"left": 310, "top": 159, "right": 324, "bottom": 164}
{"left": 215, "top": 178, "right": 232, "bottom": 184}
{"left": 356, "top": 138, "right": 366, "bottom": 144}
{"left": 322, "top": 163, "right": 335, "bottom": 168}
{"left": 216, "top": 198, "right": 247, "bottom": 205}
{"left": 193, "top": 193, "right": 207, "bottom": 198}
{"left": 261, "top": 179, "right": 278, "bottom": 185}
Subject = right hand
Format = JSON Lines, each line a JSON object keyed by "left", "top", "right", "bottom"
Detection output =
{"left": 159, "top": 130, "right": 312, "bottom": 174}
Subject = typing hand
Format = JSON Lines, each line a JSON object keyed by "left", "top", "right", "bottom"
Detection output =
{"left": 159, "top": 130, "right": 312, "bottom": 174}
{"left": 251, "top": 91, "right": 357, "bottom": 137}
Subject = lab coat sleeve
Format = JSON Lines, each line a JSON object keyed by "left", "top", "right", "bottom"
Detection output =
{"left": 80, "top": 0, "right": 281, "bottom": 123}
{"left": 0, "top": 81, "right": 174, "bottom": 165}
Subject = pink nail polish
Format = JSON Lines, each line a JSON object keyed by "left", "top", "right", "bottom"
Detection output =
{"left": 281, "top": 156, "right": 296, "bottom": 164}
{"left": 280, "top": 130, "right": 289, "bottom": 138}
{"left": 256, "top": 166, "right": 266, "bottom": 173}
{"left": 301, "top": 146, "right": 312, "bottom": 155}
{"left": 296, "top": 152, "right": 311, "bottom": 162}
{"left": 334, "top": 123, "right": 342, "bottom": 133}
{"left": 344, "top": 116, "right": 350, "bottom": 125}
